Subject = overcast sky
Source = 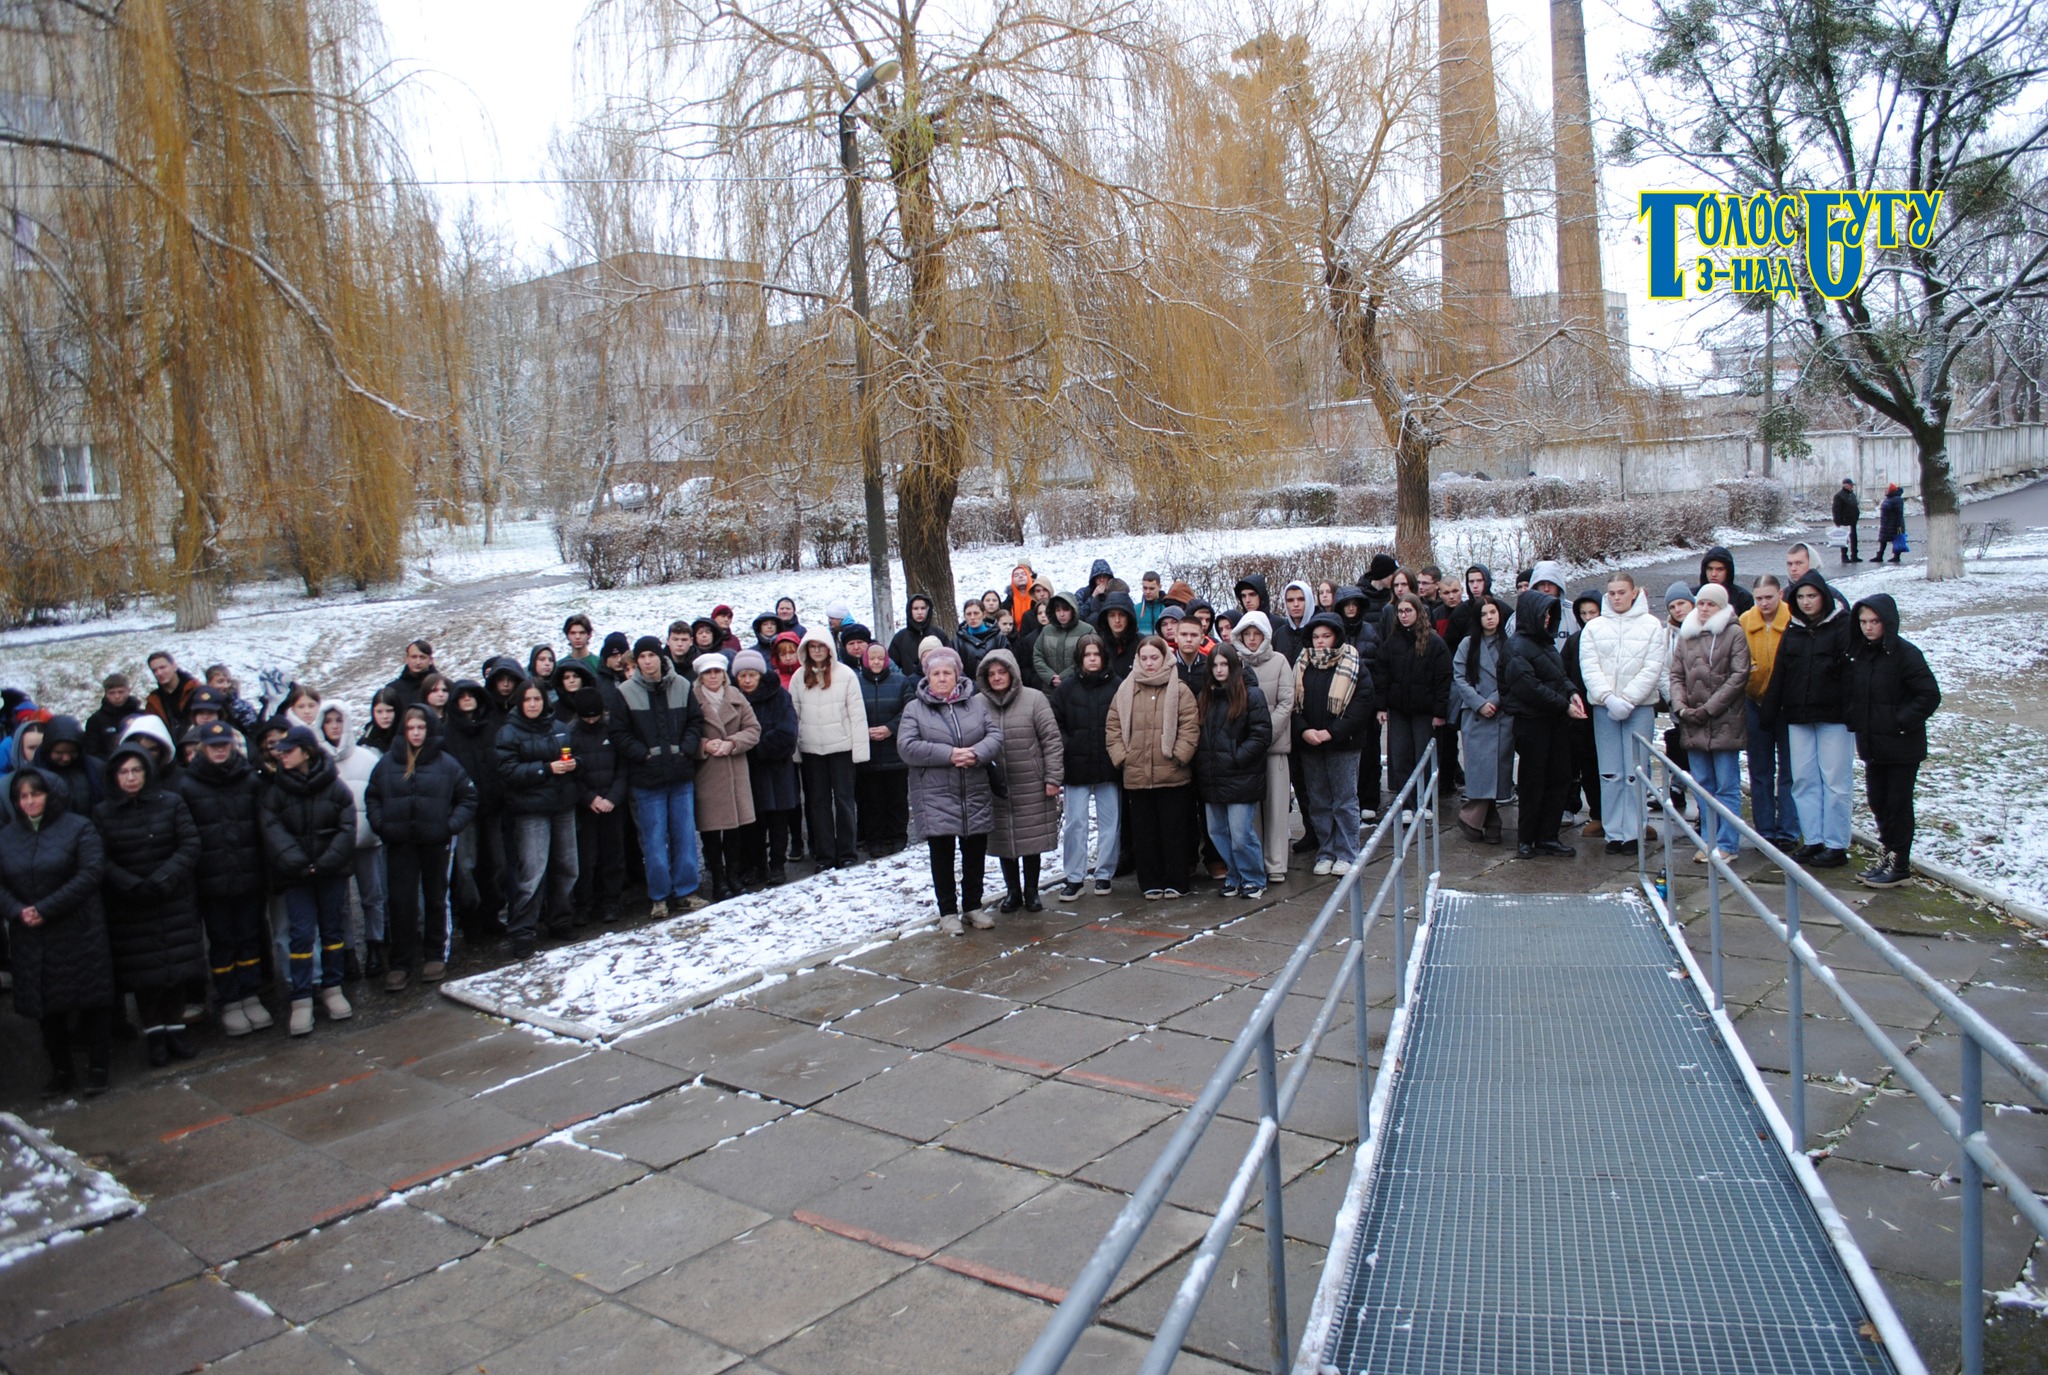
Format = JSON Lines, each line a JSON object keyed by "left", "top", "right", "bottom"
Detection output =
{"left": 371, "top": 0, "right": 1718, "bottom": 380}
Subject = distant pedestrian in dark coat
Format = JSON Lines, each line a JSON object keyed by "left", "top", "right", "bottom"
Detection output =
{"left": 1832, "top": 478, "right": 1862, "bottom": 563}
{"left": 1877, "top": 484, "right": 1908, "bottom": 562}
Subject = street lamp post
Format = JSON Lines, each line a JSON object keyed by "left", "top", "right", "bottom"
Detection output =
{"left": 841, "top": 60, "right": 899, "bottom": 641}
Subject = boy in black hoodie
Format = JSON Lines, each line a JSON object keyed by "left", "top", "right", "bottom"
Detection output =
{"left": 565, "top": 688, "right": 629, "bottom": 924}
{"left": 446, "top": 680, "right": 507, "bottom": 941}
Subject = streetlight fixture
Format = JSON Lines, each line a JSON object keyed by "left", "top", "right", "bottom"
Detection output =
{"left": 842, "top": 59, "right": 900, "bottom": 639}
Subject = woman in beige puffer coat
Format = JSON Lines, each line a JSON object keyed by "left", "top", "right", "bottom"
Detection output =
{"left": 1669, "top": 583, "right": 1752, "bottom": 859}
{"left": 975, "top": 650, "right": 1064, "bottom": 912}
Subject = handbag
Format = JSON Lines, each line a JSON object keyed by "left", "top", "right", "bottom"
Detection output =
{"left": 1893, "top": 532, "right": 1910, "bottom": 554}
{"left": 985, "top": 756, "right": 1009, "bottom": 799}
{"left": 1825, "top": 525, "right": 1850, "bottom": 548}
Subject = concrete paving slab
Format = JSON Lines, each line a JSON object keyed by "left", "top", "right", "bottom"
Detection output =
{"left": 735, "top": 965, "right": 914, "bottom": 1024}
{"left": 402, "top": 1030, "right": 588, "bottom": 1095}
{"left": 1701, "top": 953, "right": 1791, "bottom": 1009}
{"left": 345, "top": 1003, "right": 506, "bottom": 1067}
{"left": 1146, "top": 933, "right": 1299, "bottom": 984}
{"left": 1217, "top": 1054, "right": 1364, "bottom": 1144}
{"left": 1042, "top": 921, "right": 1192, "bottom": 964}
{"left": 759, "top": 1262, "right": 1053, "bottom": 1375}
{"left": 671, "top": 1110, "right": 910, "bottom": 1215}
{"left": 616, "top": 1006, "right": 816, "bottom": 1074}
{"left": 475, "top": 1047, "right": 688, "bottom": 1129}
{"left": 226, "top": 1202, "right": 481, "bottom": 1323}
{"left": 1062, "top": 1029, "right": 1234, "bottom": 1105}
{"left": 324, "top": 1095, "right": 547, "bottom": 1191}
{"left": 940, "top": 1006, "right": 1137, "bottom": 1077}
{"left": 96, "top": 1113, "right": 300, "bottom": 1202}
{"left": 1817, "top": 930, "right": 2001, "bottom": 984}
{"left": 1734, "top": 1010, "right": 1918, "bottom": 1082}
{"left": 176, "top": 1042, "right": 385, "bottom": 1117}
{"left": 571, "top": 1084, "right": 790, "bottom": 1168}
{"left": 939, "top": 1179, "right": 1209, "bottom": 1302}
{"left": 842, "top": 930, "right": 1010, "bottom": 983}
{"left": 1815, "top": 1157, "right": 2037, "bottom": 1287}
{"left": 1042, "top": 964, "right": 1226, "bottom": 1026}
{"left": 1, "top": 1273, "right": 285, "bottom": 1375}
{"left": 199, "top": 1329, "right": 365, "bottom": 1375}
{"left": 1056, "top": 1323, "right": 1247, "bottom": 1374}
{"left": 503, "top": 1173, "right": 768, "bottom": 1293}
{"left": 939, "top": 948, "right": 1104, "bottom": 1001}
{"left": 1243, "top": 1153, "right": 1355, "bottom": 1243}
{"left": 254, "top": 1068, "right": 460, "bottom": 1146}
{"left": 798, "top": 1145, "right": 1054, "bottom": 1255}
{"left": 1078, "top": 1115, "right": 1335, "bottom": 1214}
{"left": 1163, "top": 987, "right": 1356, "bottom": 1056}
{"left": 411, "top": 1140, "right": 647, "bottom": 1238}
{"left": 1755, "top": 1071, "right": 1872, "bottom": 1149}
{"left": 1961, "top": 982, "right": 2048, "bottom": 1044}
{"left": 1760, "top": 966, "right": 1952, "bottom": 1031}
{"left": 146, "top": 1148, "right": 388, "bottom": 1264}
{"left": 1904, "top": 1032, "right": 2048, "bottom": 1108}
{"left": 938, "top": 1079, "right": 1173, "bottom": 1176}
{"left": 0, "top": 1218, "right": 201, "bottom": 1345}
{"left": 814, "top": 1051, "right": 1034, "bottom": 1142}
{"left": 830, "top": 985, "right": 1019, "bottom": 1050}
{"left": 1250, "top": 942, "right": 1390, "bottom": 996}
{"left": 477, "top": 1299, "right": 741, "bottom": 1375}
{"left": 622, "top": 1217, "right": 912, "bottom": 1353}
{"left": 28, "top": 1078, "right": 228, "bottom": 1159}
{"left": 698, "top": 1026, "right": 910, "bottom": 1106}
{"left": 1104, "top": 1225, "right": 1325, "bottom": 1369}
{"left": 314, "top": 1243, "right": 598, "bottom": 1375}
{"left": 1832, "top": 1095, "right": 2048, "bottom": 1180}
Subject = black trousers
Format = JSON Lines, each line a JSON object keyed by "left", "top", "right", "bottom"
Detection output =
{"left": 1435, "top": 719, "right": 1463, "bottom": 790}
{"left": 802, "top": 752, "right": 859, "bottom": 867}
{"left": 1513, "top": 717, "right": 1574, "bottom": 846}
{"left": 1128, "top": 784, "right": 1197, "bottom": 892}
{"left": 855, "top": 768, "right": 909, "bottom": 853}
{"left": 1864, "top": 760, "right": 1920, "bottom": 861}
{"left": 42, "top": 1007, "right": 111, "bottom": 1072}
{"left": 1568, "top": 716, "right": 1602, "bottom": 821}
{"left": 1290, "top": 752, "right": 1318, "bottom": 844}
{"left": 702, "top": 829, "right": 738, "bottom": 887}
{"left": 1841, "top": 523, "right": 1860, "bottom": 561}
{"left": 1356, "top": 719, "right": 1383, "bottom": 812}
{"left": 998, "top": 854, "right": 1042, "bottom": 902}
{"left": 574, "top": 805, "right": 628, "bottom": 917}
{"left": 739, "top": 809, "right": 796, "bottom": 878}
{"left": 928, "top": 833, "right": 989, "bottom": 914}
{"left": 386, "top": 841, "right": 451, "bottom": 971}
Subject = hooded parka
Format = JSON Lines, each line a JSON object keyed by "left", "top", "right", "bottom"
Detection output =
{"left": 975, "top": 650, "right": 1064, "bottom": 858}
{"left": 93, "top": 746, "right": 206, "bottom": 990}
{"left": 896, "top": 678, "right": 1004, "bottom": 839}
{"left": 1762, "top": 571, "right": 1853, "bottom": 727}
{"left": 0, "top": 770, "right": 115, "bottom": 1020}
{"left": 1671, "top": 601, "right": 1753, "bottom": 752}
{"left": 1845, "top": 595, "right": 1941, "bottom": 765}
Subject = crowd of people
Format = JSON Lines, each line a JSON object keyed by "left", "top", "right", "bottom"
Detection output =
{"left": 0, "top": 536, "right": 1941, "bottom": 1097}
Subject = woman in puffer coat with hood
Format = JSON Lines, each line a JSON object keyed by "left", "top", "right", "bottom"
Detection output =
{"left": 496, "top": 677, "right": 580, "bottom": 956}
{"left": 1193, "top": 645, "right": 1273, "bottom": 899}
{"left": 1670, "top": 583, "right": 1752, "bottom": 862}
{"left": 1845, "top": 594, "right": 1940, "bottom": 887}
{"left": 1094, "top": 591, "right": 1141, "bottom": 679}
{"left": 976, "top": 648, "right": 1064, "bottom": 913}
{"left": 1763, "top": 570, "right": 1855, "bottom": 867}
{"left": 2, "top": 768, "right": 116, "bottom": 1095}
{"left": 790, "top": 626, "right": 869, "bottom": 870}
{"left": 897, "top": 647, "right": 1004, "bottom": 933}
{"left": 735, "top": 650, "right": 801, "bottom": 886}
{"left": 1032, "top": 594, "right": 1092, "bottom": 692}
{"left": 368, "top": 705, "right": 479, "bottom": 990}
{"left": 320, "top": 701, "right": 386, "bottom": 979}
{"left": 94, "top": 743, "right": 204, "bottom": 1065}
{"left": 1050, "top": 635, "right": 1122, "bottom": 899}
{"left": 1232, "top": 612, "right": 1296, "bottom": 885}
{"left": 856, "top": 643, "right": 912, "bottom": 857}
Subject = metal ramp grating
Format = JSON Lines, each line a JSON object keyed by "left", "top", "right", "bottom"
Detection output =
{"left": 1320, "top": 891, "right": 1894, "bottom": 1375}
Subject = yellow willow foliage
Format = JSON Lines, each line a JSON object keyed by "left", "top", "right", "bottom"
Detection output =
{"left": 0, "top": 0, "right": 458, "bottom": 628}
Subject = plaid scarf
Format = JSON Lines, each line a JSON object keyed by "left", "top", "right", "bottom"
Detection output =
{"left": 1296, "top": 643, "right": 1361, "bottom": 719}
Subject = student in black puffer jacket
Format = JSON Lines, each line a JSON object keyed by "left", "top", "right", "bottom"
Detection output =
{"left": 1763, "top": 570, "right": 1856, "bottom": 865}
{"left": 496, "top": 678, "right": 579, "bottom": 955}
{"left": 736, "top": 650, "right": 800, "bottom": 887}
{"left": 1193, "top": 645, "right": 1273, "bottom": 897}
{"left": 261, "top": 725, "right": 358, "bottom": 1034}
{"left": 444, "top": 679, "right": 506, "bottom": 943}
{"left": 175, "top": 722, "right": 272, "bottom": 1036}
{"left": 1050, "top": 636, "right": 1123, "bottom": 898}
{"left": 1375, "top": 593, "right": 1453, "bottom": 805}
{"left": 93, "top": 744, "right": 204, "bottom": 1065}
{"left": 2, "top": 768, "right": 116, "bottom": 1096}
{"left": 1503, "top": 590, "right": 1584, "bottom": 857}
{"left": 856, "top": 644, "right": 912, "bottom": 857}
{"left": 1846, "top": 594, "right": 1941, "bottom": 887}
{"left": 369, "top": 706, "right": 479, "bottom": 988}
{"left": 564, "top": 689, "right": 628, "bottom": 926}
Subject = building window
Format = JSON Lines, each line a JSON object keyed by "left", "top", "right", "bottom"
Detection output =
{"left": 36, "top": 443, "right": 115, "bottom": 501}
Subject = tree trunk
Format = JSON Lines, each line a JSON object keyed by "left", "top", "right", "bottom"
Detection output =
{"left": 1917, "top": 436, "right": 1963, "bottom": 580}
{"left": 898, "top": 450, "right": 961, "bottom": 636}
{"left": 1394, "top": 415, "right": 1434, "bottom": 567}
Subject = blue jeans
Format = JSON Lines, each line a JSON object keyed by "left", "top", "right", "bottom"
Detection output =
{"left": 1061, "top": 782, "right": 1121, "bottom": 883}
{"left": 1745, "top": 702, "right": 1797, "bottom": 840}
{"left": 1205, "top": 802, "right": 1266, "bottom": 890}
{"left": 282, "top": 877, "right": 350, "bottom": 996}
{"left": 509, "top": 812, "right": 579, "bottom": 938}
{"left": 1300, "top": 750, "right": 1361, "bottom": 865}
{"left": 632, "top": 782, "right": 700, "bottom": 902}
{"left": 1591, "top": 705, "right": 1655, "bottom": 842}
{"left": 1787, "top": 722, "right": 1854, "bottom": 851}
{"left": 1693, "top": 749, "right": 1745, "bottom": 855}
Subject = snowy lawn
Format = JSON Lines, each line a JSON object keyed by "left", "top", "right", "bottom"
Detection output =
{"left": 0, "top": 1114, "right": 136, "bottom": 1261}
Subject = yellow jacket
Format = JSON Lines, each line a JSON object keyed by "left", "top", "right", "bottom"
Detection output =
{"left": 1739, "top": 601, "right": 1791, "bottom": 700}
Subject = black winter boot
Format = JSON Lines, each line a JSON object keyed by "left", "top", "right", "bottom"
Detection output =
{"left": 365, "top": 940, "right": 386, "bottom": 977}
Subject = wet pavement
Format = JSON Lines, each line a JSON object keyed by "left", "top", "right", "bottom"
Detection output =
{"left": 3, "top": 805, "right": 2045, "bottom": 1374}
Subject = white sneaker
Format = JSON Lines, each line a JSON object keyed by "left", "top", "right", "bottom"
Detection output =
{"left": 939, "top": 912, "right": 964, "bottom": 936}
{"left": 320, "top": 986, "right": 353, "bottom": 1021}
{"left": 1359, "top": 808, "right": 1377, "bottom": 823}
{"left": 220, "top": 1001, "right": 252, "bottom": 1037}
{"left": 1331, "top": 861, "right": 1353, "bottom": 876}
{"left": 288, "top": 997, "right": 314, "bottom": 1036}
{"left": 1312, "top": 859, "right": 1334, "bottom": 876}
{"left": 241, "top": 996, "right": 274, "bottom": 1030}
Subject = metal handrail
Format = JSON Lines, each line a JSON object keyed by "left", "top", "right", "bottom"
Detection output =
{"left": 1013, "top": 742, "right": 1442, "bottom": 1375}
{"left": 1630, "top": 734, "right": 2048, "bottom": 1375}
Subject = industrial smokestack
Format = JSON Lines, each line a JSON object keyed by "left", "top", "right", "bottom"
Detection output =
{"left": 1438, "top": 0, "right": 1513, "bottom": 385}
{"left": 1550, "top": 0, "right": 1610, "bottom": 367}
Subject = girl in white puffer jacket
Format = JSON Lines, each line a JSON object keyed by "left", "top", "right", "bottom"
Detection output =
{"left": 789, "top": 627, "right": 870, "bottom": 870}
{"left": 1577, "top": 575, "right": 1668, "bottom": 848}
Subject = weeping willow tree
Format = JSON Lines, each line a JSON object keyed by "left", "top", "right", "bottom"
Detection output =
{"left": 0, "top": 0, "right": 455, "bottom": 628}
{"left": 586, "top": 0, "right": 1294, "bottom": 630}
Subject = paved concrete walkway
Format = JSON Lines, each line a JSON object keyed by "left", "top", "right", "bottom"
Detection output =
{"left": 4, "top": 812, "right": 2044, "bottom": 1374}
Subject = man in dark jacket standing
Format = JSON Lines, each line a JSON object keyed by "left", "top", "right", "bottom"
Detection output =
{"left": 385, "top": 640, "right": 437, "bottom": 710}
{"left": 144, "top": 652, "right": 201, "bottom": 740}
{"left": 176, "top": 722, "right": 274, "bottom": 1035}
{"left": 564, "top": 688, "right": 628, "bottom": 925}
{"left": 1832, "top": 478, "right": 1862, "bottom": 563}
{"left": 1847, "top": 594, "right": 1940, "bottom": 886}
{"left": 259, "top": 725, "right": 358, "bottom": 1035}
{"left": 616, "top": 637, "right": 707, "bottom": 917}
{"left": 86, "top": 673, "right": 145, "bottom": 760}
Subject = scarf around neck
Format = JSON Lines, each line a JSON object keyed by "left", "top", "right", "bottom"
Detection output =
{"left": 1113, "top": 659, "right": 1191, "bottom": 761}
{"left": 1296, "top": 643, "right": 1361, "bottom": 718}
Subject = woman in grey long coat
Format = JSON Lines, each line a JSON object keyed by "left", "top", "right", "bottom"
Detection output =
{"left": 975, "top": 649, "right": 1064, "bottom": 913}
{"left": 1450, "top": 595, "right": 1514, "bottom": 843}
{"left": 896, "top": 647, "right": 1004, "bottom": 934}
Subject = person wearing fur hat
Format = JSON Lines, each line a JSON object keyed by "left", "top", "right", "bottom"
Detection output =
{"left": 1670, "top": 583, "right": 1752, "bottom": 863}
{"left": 692, "top": 658, "right": 761, "bottom": 902}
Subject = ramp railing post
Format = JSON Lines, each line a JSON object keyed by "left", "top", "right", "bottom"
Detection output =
{"left": 1786, "top": 880, "right": 1806, "bottom": 1148}
{"left": 1350, "top": 879, "right": 1371, "bottom": 1140}
{"left": 1393, "top": 853, "right": 1408, "bottom": 1009}
{"left": 1258, "top": 1023, "right": 1289, "bottom": 1375}
{"left": 1707, "top": 846, "right": 1724, "bottom": 1012}
{"left": 1961, "top": 1033, "right": 1984, "bottom": 1375}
